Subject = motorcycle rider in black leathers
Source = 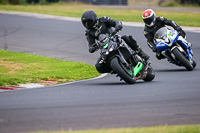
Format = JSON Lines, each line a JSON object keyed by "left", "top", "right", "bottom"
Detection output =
{"left": 81, "top": 10, "right": 150, "bottom": 73}
{"left": 142, "top": 9, "right": 187, "bottom": 60}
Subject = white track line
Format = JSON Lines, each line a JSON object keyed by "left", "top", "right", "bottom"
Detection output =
{"left": 0, "top": 74, "right": 108, "bottom": 92}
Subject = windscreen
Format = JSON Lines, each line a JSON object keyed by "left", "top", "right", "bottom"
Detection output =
{"left": 154, "top": 27, "right": 168, "bottom": 39}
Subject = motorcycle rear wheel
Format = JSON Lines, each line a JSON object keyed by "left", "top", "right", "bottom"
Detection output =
{"left": 143, "top": 65, "right": 155, "bottom": 82}
{"left": 111, "top": 57, "right": 136, "bottom": 84}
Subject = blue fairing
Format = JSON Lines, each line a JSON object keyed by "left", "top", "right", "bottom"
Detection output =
{"left": 170, "top": 30, "right": 179, "bottom": 44}
{"left": 156, "top": 42, "right": 169, "bottom": 52}
{"left": 176, "top": 35, "right": 193, "bottom": 63}
{"left": 154, "top": 27, "right": 195, "bottom": 67}
{"left": 177, "top": 39, "right": 188, "bottom": 50}
{"left": 156, "top": 30, "right": 179, "bottom": 52}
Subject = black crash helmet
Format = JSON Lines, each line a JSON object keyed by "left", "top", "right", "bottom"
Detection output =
{"left": 81, "top": 10, "right": 98, "bottom": 29}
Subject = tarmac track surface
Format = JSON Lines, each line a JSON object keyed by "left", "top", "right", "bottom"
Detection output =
{"left": 0, "top": 13, "right": 200, "bottom": 133}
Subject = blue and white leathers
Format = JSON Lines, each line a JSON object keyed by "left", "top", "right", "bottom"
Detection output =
{"left": 154, "top": 27, "right": 196, "bottom": 70}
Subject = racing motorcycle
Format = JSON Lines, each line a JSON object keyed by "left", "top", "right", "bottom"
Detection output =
{"left": 154, "top": 27, "right": 196, "bottom": 71}
{"left": 94, "top": 32, "right": 155, "bottom": 84}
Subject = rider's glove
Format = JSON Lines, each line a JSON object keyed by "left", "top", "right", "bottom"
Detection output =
{"left": 115, "top": 24, "right": 123, "bottom": 32}
{"left": 176, "top": 26, "right": 182, "bottom": 32}
{"left": 156, "top": 51, "right": 166, "bottom": 60}
{"left": 89, "top": 47, "right": 96, "bottom": 53}
{"left": 176, "top": 27, "right": 186, "bottom": 38}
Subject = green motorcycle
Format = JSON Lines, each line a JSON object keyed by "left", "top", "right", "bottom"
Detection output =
{"left": 95, "top": 33, "right": 155, "bottom": 84}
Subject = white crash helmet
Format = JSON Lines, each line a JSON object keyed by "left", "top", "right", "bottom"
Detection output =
{"left": 142, "top": 9, "right": 156, "bottom": 27}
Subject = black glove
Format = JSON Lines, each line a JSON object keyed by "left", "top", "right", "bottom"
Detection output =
{"left": 176, "top": 26, "right": 182, "bottom": 32}
{"left": 115, "top": 24, "right": 123, "bottom": 31}
{"left": 89, "top": 47, "right": 96, "bottom": 53}
{"left": 176, "top": 27, "right": 186, "bottom": 38}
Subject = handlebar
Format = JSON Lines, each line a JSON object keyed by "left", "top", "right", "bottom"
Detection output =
{"left": 110, "top": 29, "right": 118, "bottom": 36}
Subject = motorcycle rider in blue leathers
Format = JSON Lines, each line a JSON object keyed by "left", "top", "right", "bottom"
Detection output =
{"left": 142, "top": 9, "right": 191, "bottom": 61}
{"left": 81, "top": 10, "right": 150, "bottom": 73}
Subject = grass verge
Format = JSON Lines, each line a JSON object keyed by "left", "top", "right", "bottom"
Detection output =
{"left": 0, "top": 50, "right": 100, "bottom": 86}
{"left": 30, "top": 125, "right": 200, "bottom": 133}
{"left": 0, "top": 3, "right": 200, "bottom": 27}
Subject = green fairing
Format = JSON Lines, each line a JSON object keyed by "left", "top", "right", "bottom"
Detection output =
{"left": 103, "top": 36, "right": 113, "bottom": 48}
{"left": 103, "top": 42, "right": 109, "bottom": 48}
{"left": 134, "top": 62, "right": 143, "bottom": 76}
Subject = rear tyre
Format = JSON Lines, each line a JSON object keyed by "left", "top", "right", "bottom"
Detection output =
{"left": 172, "top": 47, "right": 193, "bottom": 71}
{"left": 143, "top": 65, "right": 155, "bottom": 82}
{"left": 111, "top": 57, "right": 136, "bottom": 84}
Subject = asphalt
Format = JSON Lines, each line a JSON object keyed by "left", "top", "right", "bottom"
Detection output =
{"left": 0, "top": 13, "right": 200, "bottom": 133}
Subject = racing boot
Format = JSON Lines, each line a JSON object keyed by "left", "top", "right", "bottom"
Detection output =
{"left": 136, "top": 47, "right": 150, "bottom": 70}
{"left": 137, "top": 47, "right": 150, "bottom": 61}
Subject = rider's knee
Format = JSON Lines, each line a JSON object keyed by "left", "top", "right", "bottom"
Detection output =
{"left": 122, "top": 35, "right": 139, "bottom": 51}
{"left": 156, "top": 52, "right": 166, "bottom": 60}
{"left": 95, "top": 63, "right": 111, "bottom": 73}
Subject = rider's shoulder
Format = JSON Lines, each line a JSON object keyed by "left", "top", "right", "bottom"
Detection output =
{"left": 99, "top": 16, "right": 111, "bottom": 22}
{"left": 157, "top": 16, "right": 166, "bottom": 21}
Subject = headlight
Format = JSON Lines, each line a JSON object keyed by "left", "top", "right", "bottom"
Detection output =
{"left": 109, "top": 45, "right": 114, "bottom": 52}
{"left": 106, "top": 51, "right": 109, "bottom": 55}
{"left": 109, "top": 47, "right": 113, "bottom": 52}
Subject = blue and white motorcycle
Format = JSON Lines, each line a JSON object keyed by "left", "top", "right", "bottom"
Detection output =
{"left": 154, "top": 27, "right": 196, "bottom": 71}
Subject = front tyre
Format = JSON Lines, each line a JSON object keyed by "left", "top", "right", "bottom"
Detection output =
{"left": 111, "top": 57, "right": 136, "bottom": 84}
{"left": 172, "top": 47, "right": 193, "bottom": 71}
{"left": 192, "top": 60, "right": 197, "bottom": 69}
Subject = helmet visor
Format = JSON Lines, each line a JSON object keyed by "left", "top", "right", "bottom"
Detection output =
{"left": 144, "top": 16, "right": 156, "bottom": 27}
{"left": 148, "top": 18, "right": 156, "bottom": 27}
{"left": 82, "top": 19, "right": 94, "bottom": 29}
{"left": 143, "top": 12, "right": 155, "bottom": 27}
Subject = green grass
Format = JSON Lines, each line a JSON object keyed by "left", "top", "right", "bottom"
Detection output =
{"left": 0, "top": 50, "right": 100, "bottom": 86}
{"left": 0, "top": 3, "right": 200, "bottom": 27}
{"left": 30, "top": 125, "right": 200, "bottom": 133}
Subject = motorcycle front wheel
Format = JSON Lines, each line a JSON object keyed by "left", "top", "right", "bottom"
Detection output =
{"left": 111, "top": 57, "right": 136, "bottom": 84}
{"left": 172, "top": 47, "right": 193, "bottom": 71}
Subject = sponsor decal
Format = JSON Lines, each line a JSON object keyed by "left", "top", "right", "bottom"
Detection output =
{"left": 95, "top": 25, "right": 102, "bottom": 36}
